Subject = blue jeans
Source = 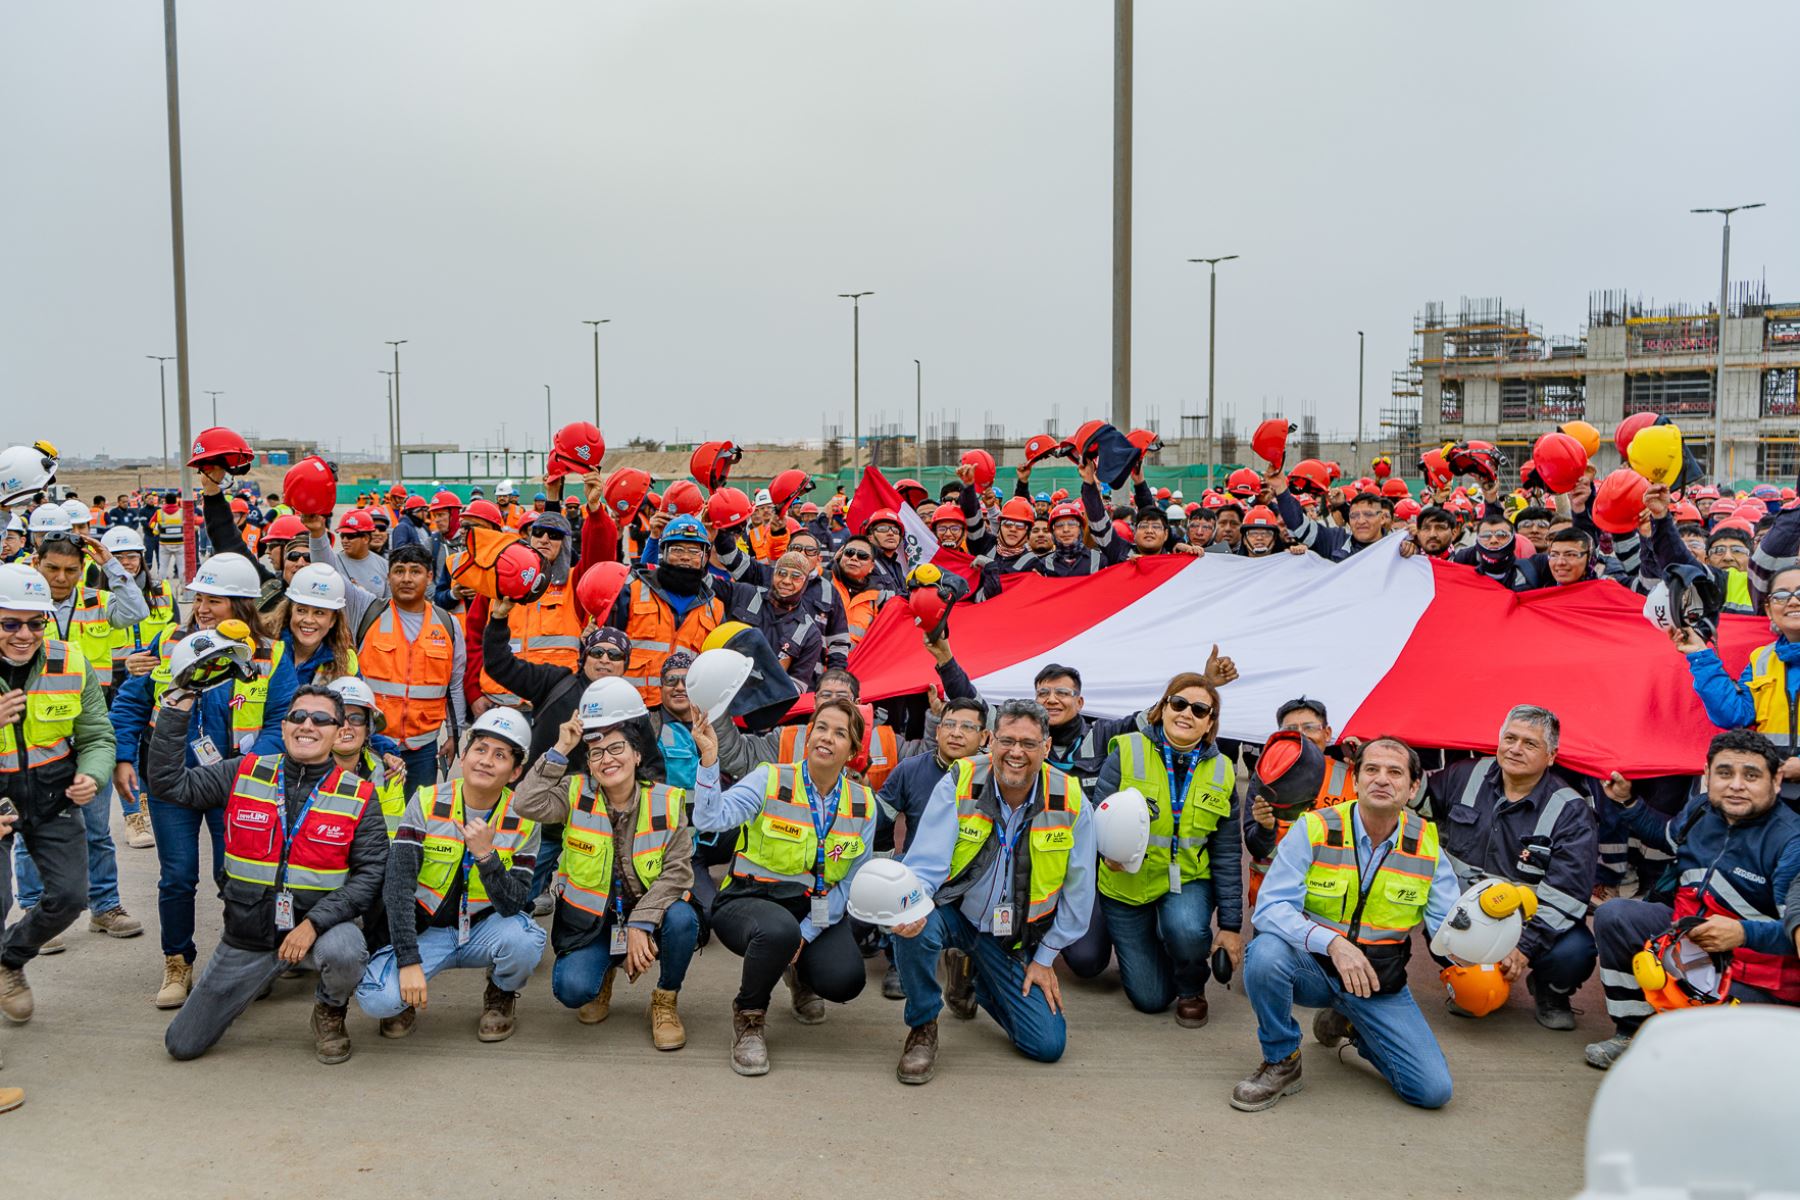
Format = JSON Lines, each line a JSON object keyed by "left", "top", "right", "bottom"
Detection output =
{"left": 399, "top": 743, "right": 439, "bottom": 799}
{"left": 147, "top": 793, "right": 226, "bottom": 961}
{"left": 1243, "top": 934, "right": 1452, "bottom": 1109}
{"left": 13, "top": 784, "right": 122, "bottom": 915}
{"left": 355, "top": 913, "right": 547, "bottom": 1018}
{"left": 1097, "top": 883, "right": 1216, "bottom": 1012}
{"left": 551, "top": 900, "right": 700, "bottom": 1004}
{"left": 890, "top": 905, "right": 1066, "bottom": 1063}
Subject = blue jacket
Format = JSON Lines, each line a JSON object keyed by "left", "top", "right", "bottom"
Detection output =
{"left": 386, "top": 515, "right": 428, "bottom": 554}
{"left": 875, "top": 752, "right": 956, "bottom": 854}
{"left": 1622, "top": 792, "right": 1800, "bottom": 959}
{"left": 111, "top": 630, "right": 297, "bottom": 770}
{"left": 1685, "top": 643, "right": 1800, "bottom": 735}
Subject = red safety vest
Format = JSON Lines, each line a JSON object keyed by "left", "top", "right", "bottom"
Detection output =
{"left": 222, "top": 756, "right": 373, "bottom": 892}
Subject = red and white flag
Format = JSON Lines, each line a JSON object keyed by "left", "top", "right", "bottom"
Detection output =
{"left": 845, "top": 464, "right": 939, "bottom": 573}
{"left": 846, "top": 537, "right": 1768, "bottom": 778}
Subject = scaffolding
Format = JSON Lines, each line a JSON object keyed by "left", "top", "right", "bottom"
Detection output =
{"left": 1383, "top": 368, "right": 1423, "bottom": 468}
{"left": 1414, "top": 297, "right": 1544, "bottom": 366}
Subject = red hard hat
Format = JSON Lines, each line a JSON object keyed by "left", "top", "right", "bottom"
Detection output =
{"left": 339, "top": 509, "right": 375, "bottom": 534}
{"left": 1671, "top": 500, "right": 1702, "bottom": 524}
{"left": 960, "top": 449, "right": 996, "bottom": 490}
{"left": 1112, "top": 518, "right": 1133, "bottom": 540}
{"left": 930, "top": 505, "right": 967, "bottom": 528}
{"left": 1715, "top": 516, "right": 1757, "bottom": 536}
{"left": 689, "top": 440, "right": 741, "bottom": 490}
{"left": 1184, "top": 502, "right": 1204, "bottom": 518}
{"left": 1062, "top": 419, "right": 1107, "bottom": 462}
{"left": 1251, "top": 419, "right": 1295, "bottom": 470}
{"left": 1736, "top": 498, "right": 1769, "bottom": 523}
{"left": 1446, "top": 440, "right": 1507, "bottom": 483}
{"left": 264, "top": 514, "right": 305, "bottom": 541}
{"left": 1394, "top": 498, "right": 1422, "bottom": 522}
{"left": 575, "top": 560, "right": 630, "bottom": 619}
{"left": 1615, "top": 412, "right": 1659, "bottom": 458}
{"left": 493, "top": 541, "right": 551, "bottom": 603}
{"left": 601, "top": 468, "right": 654, "bottom": 523}
{"left": 549, "top": 421, "right": 606, "bottom": 478}
{"left": 643, "top": 490, "right": 663, "bottom": 512}
{"left": 281, "top": 455, "right": 338, "bottom": 517}
{"left": 1048, "top": 502, "right": 1083, "bottom": 523}
{"left": 1242, "top": 505, "right": 1280, "bottom": 531}
{"left": 1050, "top": 488, "right": 1069, "bottom": 503}
{"left": 1024, "top": 433, "right": 1065, "bottom": 464}
{"left": 1418, "top": 447, "right": 1453, "bottom": 489}
{"left": 1156, "top": 487, "right": 1172, "bottom": 502}
{"left": 462, "top": 499, "right": 505, "bottom": 528}
{"left": 387, "top": 484, "right": 406, "bottom": 499}
{"left": 429, "top": 490, "right": 462, "bottom": 511}
{"left": 797, "top": 501, "right": 820, "bottom": 517}
{"left": 187, "top": 426, "right": 256, "bottom": 473}
{"left": 784, "top": 515, "right": 802, "bottom": 536}
{"left": 1380, "top": 478, "right": 1410, "bottom": 499}
{"left": 228, "top": 497, "right": 250, "bottom": 515}
{"left": 1355, "top": 477, "right": 1377, "bottom": 494}
{"left": 662, "top": 479, "right": 707, "bottom": 517}
{"left": 907, "top": 586, "right": 952, "bottom": 636}
{"left": 859, "top": 506, "right": 901, "bottom": 535}
{"left": 1324, "top": 461, "right": 1343, "bottom": 482}
{"left": 1226, "top": 468, "right": 1261, "bottom": 500}
{"left": 1530, "top": 431, "right": 1589, "bottom": 494}
{"left": 769, "top": 469, "right": 814, "bottom": 516}
{"left": 402, "top": 493, "right": 429, "bottom": 512}
{"left": 999, "top": 497, "right": 1036, "bottom": 523}
{"left": 1371, "top": 455, "right": 1393, "bottom": 480}
{"left": 893, "top": 478, "right": 929, "bottom": 507}
{"left": 1784, "top": 487, "right": 1797, "bottom": 502}
{"left": 1127, "top": 428, "right": 1164, "bottom": 455}
{"left": 1287, "top": 459, "right": 1332, "bottom": 496}
{"left": 1592, "top": 469, "right": 1650, "bottom": 534}
{"left": 705, "top": 486, "right": 753, "bottom": 530}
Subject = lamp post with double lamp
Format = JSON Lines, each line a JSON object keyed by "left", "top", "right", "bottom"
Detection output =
{"left": 1690, "top": 203, "right": 1764, "bottom": 480}
{"left": 583, "top": 319, "right": 610, "bottom": 425}
{"left": 204, "top": 390, "right": 222, "bottom": 426}
{"left": 386, "top": 339, "right": 407, "bottom": 483}
{"left": 146, "top": 355, "right": 175, "bottom": 485}
{"left": 1186, "top": 255, "right": 1237, "bottom": 485}
{"left": 838, "top": 292, "right": 873, "bottom": 471}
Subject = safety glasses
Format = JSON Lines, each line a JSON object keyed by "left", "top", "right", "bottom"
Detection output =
{"left": 283, "top": 710, "right": 343, "bottom": 728}
{"left": 0, "top": 617, "right": 48, "bottom": 634}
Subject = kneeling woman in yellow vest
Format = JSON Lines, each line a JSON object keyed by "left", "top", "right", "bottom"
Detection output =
{"left": 354, "top": 707, "right": 546, "bottom": 1043}
{"left": 508, "top": 708, "right": 700, "bottom": 1050}
{"left": 692, "top": 698, "right": 879, "bottom": 1076}
{"left": 1061, "top": 673, "right": 1244, "bottom": 1028}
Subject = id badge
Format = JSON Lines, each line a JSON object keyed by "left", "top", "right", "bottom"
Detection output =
{"left": 610, "top": 924, "right": 630, "bottom": 955}
{"left": 192, "top": 734, "right": 223, "bottom": 767}
{"left": 809, "top": 893, "right": 831, "bottom": 927}
{"left": 457, "top": 904, "right": 471, "bottom": 946}
{"left": 992, "top": 902, "right": 1016, "bottom": 937}
{"left": 1168, "top": 861, "right": 1183, "bottom": 895}
{"left": 274, "top": 889, "right": 295, "bottom": 931}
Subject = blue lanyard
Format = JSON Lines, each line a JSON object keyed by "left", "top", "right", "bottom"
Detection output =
{"left": 799, "top": 769, "right": 837, "bottom": 893}
{"left": 993, "top": 774, "right": 1038, "bottom": 900}
{"left": 271, "top": 759, "right": 324, "bottom": 887}
{"left": 1159, "top": 737, "right": 1202, "bottom": 827}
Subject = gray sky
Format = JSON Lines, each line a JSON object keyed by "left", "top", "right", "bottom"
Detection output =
{"left": 6, "top": 1, "right": 1797, "bottom": 460}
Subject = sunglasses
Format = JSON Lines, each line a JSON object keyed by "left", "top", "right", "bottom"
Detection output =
{"left": 341, "top": 532, "right": 369, "bottom": 541}
{"left": 838, "top": 547, "right": 872, "bottom": 561}
{"left": 342, "top": 711, "right": 371, "bottom": 728}
{"left": 1164, "top": 695, "right": 1214, "bottom": 718}
{"left": 662, "top": 674, "right": 688, "bottom": 690}
{"left": 1, "top": 617, "right": 49, "bottom": 634}
{"left": 1770, "top": 588, "right": 1800, "bottom": 606}
{"left": 588, "top": 645, "right": 627, "bottom": 662}
{"left": 283, "top": 710, "right": 342, "bottom": 728}
{"left": 285, "top": 551, "right": 311, "bottom": 563}
{"left": 533, "top": 529, "right": 567, "bottom": 541}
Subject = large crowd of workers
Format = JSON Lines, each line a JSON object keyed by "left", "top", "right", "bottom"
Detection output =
{"left": 0, "top": 413, "right": 1798, "bottom": 1118}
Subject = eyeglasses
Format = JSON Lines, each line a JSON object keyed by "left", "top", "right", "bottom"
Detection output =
{"left": 588, "top": 646, "right": 627, "bottom": 662}
{"left": 838, "top": 547, "right": 872, "bottom": 561}
{"left": 662, "top": 674, "right": 688, "bottom": 690}
{"left": 584, "top": 739, "right": 633, "bottom": 761}
{"left": 1283, "top": 721, "right": 1325, "bottom": 734}
{"left": 791, "top": 545, "right": 821, "bottom": 557}
{"left": 283, "top": 710, "right": 342, "bottom": 728}
{"left": 993, "top": 735, "right": 1045, "bottom": 752}
{"left": 1035, "top": 686, "right": 1078, "bottom": 700}
{"left": 533, "top": 529, "right": 567, "bottom": 541}
{"left": 1164, "top": 695, "right": 1213, "bottom": 717}
{"left": 1546, "top": 550, "right": 1588, "bottom": 562}
{"left": 1770, "top": 588, "right": 1800, "bottom": 606}
{"left": 1517, "top": 520, "right": 1552, "bottom": 531}
{"left": 0, "top": 617, "right": 48, "bottom": 634}
{"left": 1476, "top": 529, "right": 1514, "bottom": 543}
{"left": 816, "top": 690, "right": 855, "bottom": 704}
{"left": 1711, "top": 545, "right": 1749, "bottom": 559}
{"left": 342, "top": 711, "right": 371, "bottom": 727}
{"left": 939, "top": 719, "right": 983, "bottom": 734}
{"left": 773, "top": 567, "right": 808, "bottom": 580}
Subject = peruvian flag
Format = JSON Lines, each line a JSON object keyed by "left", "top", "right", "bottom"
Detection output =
{"left": 845, "top": 536, "right": 1768, "bottom": 778}
{"left": 846, "top": 464, "right": 982, "bottom": 588}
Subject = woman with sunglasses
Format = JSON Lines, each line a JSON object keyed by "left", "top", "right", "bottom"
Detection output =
{"left": 1062, "top": 672, "right": 1242, "bottom": 1029}
{"left": 510, "top": 692, "right": 702, "bottom": 1049}
{"left": 110, "top": 551, "right": 298, "bottom": 1010}
{"left": 822, "top": 533, "right": 893, "bottom": 657}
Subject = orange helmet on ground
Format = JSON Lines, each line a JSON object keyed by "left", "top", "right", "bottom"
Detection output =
{"left": 1440, "top": 964, "right": 1510, "bottom": 1017}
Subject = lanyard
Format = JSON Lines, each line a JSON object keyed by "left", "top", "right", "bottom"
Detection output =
{"left": 798, "top": 769, "right": 837, "bottom": 894}
{"left": 1158, "top": 737, "right": 1202, "bottom": 828}
{"left": 992, "top": 774, "right": 1037, "bottom": 906}
{"left": 271, "top": 759, "right": 325, "bottom": 889}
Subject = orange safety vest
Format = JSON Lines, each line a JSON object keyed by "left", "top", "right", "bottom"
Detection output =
{"left": 358, "top": 601, "right": 456, "bottom": 750}
{"left": 497, "top": 502, "right": 532, "bottom": 531}
{"left": 623, "top": 576, "right": 724, "bottom": 707}
{"left": 242, "top": 525, "right": 261, "bottom": 556}
{"left": 775, "top": 707, "right": 900, "bottom": 791}
{"left": 479, "top": 579, "right": 584, "bottom": 706}
{"left": 1245, "top": 755, "right": 1357, "bottom": 908}
{"left": 833, "top": 578, "right": 884, "bottom": 648}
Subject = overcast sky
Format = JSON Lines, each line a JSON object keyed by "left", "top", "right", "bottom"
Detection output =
{"left": 6, "top": 1, "right": 1797, "bottom": 460}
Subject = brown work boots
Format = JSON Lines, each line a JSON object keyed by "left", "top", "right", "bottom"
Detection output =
{"left": 1229, "top": 1051, "right": 1304, "bottom": 1112}
{"left": 478, "top": 978, "right": 518, "bottom": 1042}
{"left": 731, "top": 1006, "right": 769, "bottom": 1076}
{"left": 310, "top": 1001, "right": 352, "bottom": 1065}
{"left": 896, "top": 1020, "right": 939, "bottom": 1085}
{"left": 783, "top": 965, "right": 825, "bottom": 1024}
{"left": 576, "top": 968, "right": 616, "bottom": 1025}
{"left": 649, "top": 988, "right": 685, "bottom": 1050}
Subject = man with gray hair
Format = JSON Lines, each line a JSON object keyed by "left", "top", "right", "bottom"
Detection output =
{"left": 1423, "top": 704, "right": 1602, "bottom": 1030}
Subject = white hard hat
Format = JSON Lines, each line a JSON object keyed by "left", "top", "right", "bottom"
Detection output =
{"left": 1641, "top": 581, "right": 1677, "bottom": 633}
{"left": 1171, "top": 490, "right": 1184, "bottom": 500}
{"left": 754, "top": 489, "right": 773, "bottom": 507}
{"left": 285, "top": 563, "right": 348, "bottom": 611}
{"left": 1165, "top": 503, "right": 1185, "bottom": 521}
{"left": 0, "top": 444, "right": 57, "bottom": 507}
{"left": 188, "top": 552, "right": 262, "bottom": 599}
{"left": 60, "top": 499, "right": 90, "bottom": 526}
{"left": 1094, "top": 787, "right": 1152, "bottom": 872}
{"left": 0, "top": 562, "right": 55, "bottom": 613}
{"left": 27, "top": 503, "right": 71, "bottom": 535}
{"left": 578, "top": 677, "right": 648, "bottom": 730}
{"left": 1429, "top": 878, "right": 1535, "bottom": 965}
{"left": 685, "top": 647, "right": 752, "bottom": 722}
{"left": 101, "top": 526, "right": 145, "bottom": 555}
{"left": 326, "top": 675, "right": 385, "bottom": 732}
{"left": 469, "top": 705, "right": 532, "bottom": 756}
{"left": 168, "top": 621, "right": 258, "bottom": 691}
{"left": 845, "top": 858, "right": 934, "bottom": 929}
{"left": 496, "top": 479, "right": 518, "bottom": 497}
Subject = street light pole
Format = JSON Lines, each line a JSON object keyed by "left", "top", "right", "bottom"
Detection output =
{"left": 204, "top": 390, "right": 222, "bottom": 426}
{"left": 1691, "top": 203, "right": 1764, "bottom": 481}
{"left": 582, "top": 319, "right": 610, "bottom": 425}
{"left": 146, "top": 355, "right": 174, "bottom": 484}
{"left": 1111, "top": 0, "right": 1133, "bottom": 430}
{"left": 914, "top": 359, "right": 922, "bottom": 469}
{"left": 1356, "top": 330, "right": 1366, "bottom": 466}
{"left": 160, "top": 0, "right": 197, "bottom": 581}
{"left": 379, "top": 370, "right": 395, "bottom": 465}
{"left": 544, "top": 384, "right": 553, "bottom": 455}
{"left": 837, "top": 292, "right": 873, "bottom": 472}
{"left": 386, "top": 339, "right": 407, "bottom": 483}
{"left": 1186, "top": 255, "right": 1237, "bottom": 484}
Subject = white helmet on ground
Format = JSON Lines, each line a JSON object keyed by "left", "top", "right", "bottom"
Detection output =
{"left": 188, "top": 552, "right": 262, "bottom": 598}
{"left": 845, "top": 858, "right": 935, "bottom": 929}
{"left": 60, "top": 499, "right": 91, "bottom": 526}
{"left": 579, "top": 677, "right": 648, "bottom": 730}
{"left": 28, "top": 503, "right": 71, "bottom": 535}
{"left": 326, "top": 676, "right": 385, "bottom": 732}
{"left": 469, "top": 705, "right": 532, "bottom": 757}
{"left": 1430, "top": 878, "right": 1537, "bottom": 965}
{"left": 285, "top": 563, "right": 347, "bottom": 611}
{"left": 0, "top": 563, "right": 56, "bottom": 612}
{"left": 1094, "top": 787, "right": 1152, "bottom": 873}
{"left": 101, "top": 526, "right": 145, "bottom": 555}
{"left": 0, "top": 444, "right": 57, "bottom": 507}
{"left": 685, "top": 647, "right": 753, "bottom": 722}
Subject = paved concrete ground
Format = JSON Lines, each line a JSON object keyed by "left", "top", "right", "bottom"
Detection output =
{"left": 4, "top": 825, "right": 1600, "bottom": 1199}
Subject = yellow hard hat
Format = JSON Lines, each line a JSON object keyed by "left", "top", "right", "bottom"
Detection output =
{"left": 1627, "top": 423, "right": 1684, "bottom": 484}
{"left": 702, "top": 621, "right": 754, "bottom": 654}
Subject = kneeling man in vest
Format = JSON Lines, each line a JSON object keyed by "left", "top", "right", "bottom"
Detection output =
{"left": 887, "top": 698, "right": 1095, "bottom": 1082}
{"left": 356, "top": 706, "right": 545, "bottom": 1042}
{"left": 1231, "top": 736, "right": 1461, "bottom": 1111}
{"left": 148, "top": 684, "right": 386, "bottom": 1064}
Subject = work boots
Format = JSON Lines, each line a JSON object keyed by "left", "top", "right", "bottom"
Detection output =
{"left": 783, "top": 965, "right": 825, "bottom": 1024}
{"left": 0, "top": 966, "right": 33, "bottom": 1024}
{"left": 0, "top": 1044, "right": 18, "bottom": 1112}
{"left": 478, "top": 978, "right": 518, "bottom": 1042}
{"left": 881, "top": 961, "right": 906, "bottom": 1000}
{"left": 577, "top": 968, "right": 616, "bottom": 1025}
{"left": 89, "top": 908, "right": 144, "bottom": 938}
{"left": 310, "top": 1002, "right": 353, "bottom": 1065}
{"left": 124, "top": 810, "right": 155, "bottom": 849}
{"left": 1312, "top": 1007, "right": 1353, "bottom": 1049}
{"left": 1529, "top": 974, "right": 1577, "bottom": 1031}
{"left": 1585, "top": 1034, "right": 1633, "bottom": 1071}
{"left": 940, "top": 948, "right": 977, "bottom": 1020}
{"left": 731, "top": 1006, "right": 770, "bottom": 1076}
{"left": 1175, "top": 994, "right": 1209, "bottom": 1028}
{"left": 22, "top": 912, "right": 63, "bottom": 956}
{"left": 896, "top": 1020, "right": 939, "bottom": 1085}
{"left": 1228, "top": 1052, "right": 1304, "bottom": 1112}
{"left": 379, "top": 1006, "right": 417, "bottom": 1039}
{"left": 649, "top": 988, "right": 686, "bottom": 1051}
{"left": 155, "top": 955, "right": 192, "bottom": 1009}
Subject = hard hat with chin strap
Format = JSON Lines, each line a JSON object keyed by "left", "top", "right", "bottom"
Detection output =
{"left": 577, "top": 677, "right": 649, "bottom": 731}
{"left": 468, "top": 705, "right": 532, "bottom": 757}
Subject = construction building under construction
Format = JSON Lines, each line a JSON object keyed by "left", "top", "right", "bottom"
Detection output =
{"left": 1405, "top": 288, "right": 1800, "bottom": 486}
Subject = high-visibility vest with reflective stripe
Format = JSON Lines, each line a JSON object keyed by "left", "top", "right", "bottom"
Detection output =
{"left": 151, "top": 633, "right": 285, "bottom": 750}
{"left": 0, "top": 640, "right": 88, "bottom": 774}
{"left": 358, "top": 747, "right": 408, "bottom": 837}
{"left": 941, "top": 756, "right": 1083, "bottom": 954}
{"left": 558, "top": 779, "right": 681, "bottom": 915}
{"left": 1301, "top": 802, "right": 1440, "bottom": 945}
{"left": 358, "top": 602, "right": 455, "bottom": 750}
{"left": 776, "top": 711, "right": 899, "bottom": 791}
{"left": 623, "top": 575, "right": 724, "bottom": 707}
{"left": 1746, "top": 643, "right": 1798, "bottom": 749}
{"left": 222, "top": 756, "right": 373, "bottom": 890}
{"left": 111, "top": 579, "right": 178, "bottom": 675}
{"left": 1247, "top": 757, "right": 1353, "bottom": 909}
{"left": 726, "top": 764, "right": 875, "bottom": 892}
{"left": 479, "top": 579, "right": 583, "bottom": 704}
{"left": 832, "top": 577, "right": 883, "bottom": 646}
{"left": 60, "top": 587, "right": 117, "bottom": 687}
{"left": 412, "top": 781, "right": 536, "bottom": 918}
{"left": 1100, "top": 732, "right": 1234, "bottom": 905}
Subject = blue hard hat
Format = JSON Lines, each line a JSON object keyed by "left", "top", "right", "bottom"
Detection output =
{"left": 534, "top": 492, "right": 548, "bottom": 502}
{"left": 1034, "top": 491, "right": 1051, "bottom": 503}
{"left": 661, "top": 514, "right": 710, "bottom": 547}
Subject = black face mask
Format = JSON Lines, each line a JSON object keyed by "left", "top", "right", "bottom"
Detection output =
{"left": 655, "top": 562, "right": 706, "bottom": 595}
{"left": 1476, "top": 535, "right": 1516, "bottom": 574}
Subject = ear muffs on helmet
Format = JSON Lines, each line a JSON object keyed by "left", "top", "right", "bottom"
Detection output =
{"left": 1478, "top": 880, "right": 1538, "bottom": 922}
{"left": 1632, "top": 917, "right": 1737, "bottom": 1012}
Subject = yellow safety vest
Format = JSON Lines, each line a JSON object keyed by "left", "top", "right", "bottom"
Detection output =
{"left": 942, "top": 756, "right": 1083, "bottom": 953}
{"left": 357, "top": 747, "right": 408, "bottom": 837}
{"left": 1301, "top": 802, "right": 1440, "bottom": 946}
{"left": 558, "top": 779, "right": 682, "bottom": 915}
{"left": 725, "top": 765, "right": 874, "bottom": 892}
{"left": 412, "top": 782, "right": 536, "bottom": 918}
{"left": 0, "top": 640, "right": 88, "bottom": 774}
{"left": 1099, "top": 732, "right": 1234, "bottom": 905}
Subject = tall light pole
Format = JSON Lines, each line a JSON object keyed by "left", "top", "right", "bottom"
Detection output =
{"left": 204, "top": 390, "right": 222, "bottom": 426}
{"left": 146, "top": 355, "right": 175, "bottom": 484}
{"left": 544, "top": 384, "right": 553, "bottom": 454}
{"left": 1356, "top": 330, "right": 1366, "bottom": 466}
{"left": 914, "top": 359, "right": 923, "bottom": 468}
{"left": 386, "top": 339, "right": 407, "bottom": 483}
{"left": 1187, "top": 255, "right": 1237, "bottom": 483}
{"left": 160, "top": 0, "right": 197, "bottom": 580}
{"left": 837, "top": 292, "right": 873, "bottom": 471}
{"left": 379, "top": 370, "right": 395, "bottom": 466}
{"left": 1112, "top": 0, "right": 1133, "bottom": 430}
{"left": 1691, "top": 203, "right": 1764, "bottom": 481}
{"left": 582, "top": 319, "right": 609, "bottom": 425}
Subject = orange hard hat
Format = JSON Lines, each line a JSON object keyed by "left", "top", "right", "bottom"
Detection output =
{"left": 960, "top": 449, "right": 996, "bottom": 490}
{"left": 228, "top": 498, "right": 250, "bottom": 515}
{"left": 662, "top": 479, "right": 707, "bottom": 517}
{"left": 1560, "top": 419, "right": 1602, "bottom": 459}
{"left": 705, "top": 486, "right": 752, "bottom": 531}
{"left": 574, "top": 560, "right": 630, "bottom": 619}
{"left": 1024, "top": 433, "right": 1065, "bottom": 465}
{"left": 1592, "top": 469, "right": 1650, "bottom": 534}
{"left": 1530, "top": 431, "right": 1589, "bottom": 494}
{"left": 999, "top": 497, "right": 1036, "bottom": 524}
{"left": 1251, "top": 419, "right": 1294, "bottom": 471}
{"left": 1127, "top": 428, "right": 1163, "bottom": 455}
{"left": 1440, "top": 964, "right": 1510, "bottom": 1018}
{"left": 1380, "top": 478, "right": 1410, "bottom": 499}
{"left": 1287, "top": 459, "right": 1332, "bottom": 497}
